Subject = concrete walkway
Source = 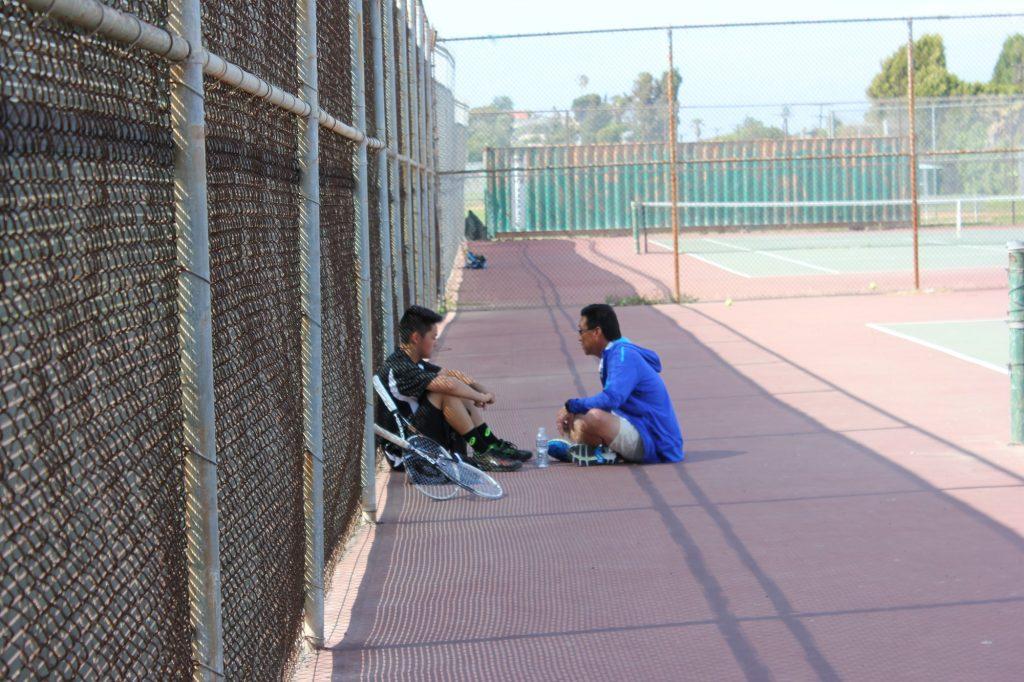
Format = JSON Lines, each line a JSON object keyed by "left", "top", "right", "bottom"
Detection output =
{"left": 301, "top": 292, "right": 1024, "bottom": 681}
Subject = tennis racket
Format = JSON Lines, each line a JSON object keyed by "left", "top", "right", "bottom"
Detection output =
{"left": 373, "top": 376, "right": 503, "bottom": 500}
{"left": 373, "top": 423, "right": 503, "bottom": 499}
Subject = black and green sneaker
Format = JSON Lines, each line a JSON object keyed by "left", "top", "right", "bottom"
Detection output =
{"left": 489, "top": 438, "right": 533, "bottom": 462}
{"left": 464, "top": 448, "right": 522, "bottom": 472}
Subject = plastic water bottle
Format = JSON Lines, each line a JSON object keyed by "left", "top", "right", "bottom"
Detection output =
{"left": 536, "top": 427, "right": 549, "bottom": 468}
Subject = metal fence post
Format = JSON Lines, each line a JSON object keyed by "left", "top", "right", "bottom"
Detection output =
{"left": 399, "top": 0, "right": 415, "bottom": 305}
{"left": 168, "top": 0, "right": 225, "bottom": 677}
{"left": 427, "top": 19, "right": 442, "bottom": 307}
{"left": 410, "top": 1, "right": 425, "bottom": 306}
{"left": 667, "top": 29, "right": 681, "bottom": 303}
{"left": 907, "top": 19, "right": 921, "bottom": 290}
{"left": 1009, "top": 242, "right": 1024, "bottom": 444}
{"left": 296, "top": 0, "right": 325, "bottom": 648}
{"left": 384, "top": 0, "right": 406, "bottom": 324}
{"left": 352, "top": 0, "right": 377, "bottom": 518}
{"left": 371, "top": 0, "right": 395, "bottom": 354}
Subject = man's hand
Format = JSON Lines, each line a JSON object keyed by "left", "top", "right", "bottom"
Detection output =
{"left": 474, "top": 392, "right": 495, "bottom": 409}
{"left": 556, "top": 406, "right": 573, "bottom": 435}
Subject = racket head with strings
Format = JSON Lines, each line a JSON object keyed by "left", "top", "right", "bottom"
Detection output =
{"left": 373, "top": 424, "right": 460, "bottom": 500}
{"left": 406, "top": 434, "right": 503, "bottom": 500}
{"left": 403, "top": 453, "right": 460, "bottom": 500}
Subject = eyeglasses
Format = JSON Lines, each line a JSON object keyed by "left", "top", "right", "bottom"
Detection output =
{"left": 577, "top": 326, "right": 595, "bottom": 336}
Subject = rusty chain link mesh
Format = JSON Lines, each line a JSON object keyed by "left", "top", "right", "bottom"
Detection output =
{"left": 393, "top": 6, "right": 413, "bottom": 308}
{"left": 4, "top": 0, "right": 445, "bottom": 676}
{"left": 201, "top": 0, "right": 306, "bottom": 678}
{"left": 364, "top": 1, "right": 387, "bottom": 368}
{"left": 1, "top": 1, "right": 193, "bottom": 678}
{"left": 318, "top": 0, "right": 365, "bottom": 568}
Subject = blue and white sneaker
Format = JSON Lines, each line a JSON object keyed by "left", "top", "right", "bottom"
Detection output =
{"left": 570, "top": 444, "right": 619, "bottom": 467}
{"left": 547, "top": 439, "right": 572, "bottom": 463}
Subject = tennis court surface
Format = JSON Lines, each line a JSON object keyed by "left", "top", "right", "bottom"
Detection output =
{"left": 297, "top": 289, "right": 1024, "bottom": 680}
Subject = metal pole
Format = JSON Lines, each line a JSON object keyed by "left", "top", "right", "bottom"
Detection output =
{"left": 907, "top": 19, "right": 921, "bottom": 290}
{"left": 385, "top": 0, "right": 406, "bottom": 322}
{"left": 405, "top": 0, "right": 421, "bottom": 304}
{"left": 352, "top": 0, "right": 377, "bottom": 518}
{"left": 371, "top": 0, "right": 395, "bottom": 354}
{"left": 297, "top": 0, "right": 324, "bottom": 647}
{"left": 168, "top": 0, "right": 224, "bottom": 677}
{"left": 398, "top": 0, "right": 413, "bottom": 307}
{"left": 428, "top": 21, "right": 443, "bottom": 307}
{"left": 414, "top": 4, "right": 430, "bottom": 307}
{"left": 632, "top": 199, "right": 640, "bottom": 254}
{"left": 1009, "top": 242, "right": 1024, "bottom": 444}
{"left": 667, "top": 30, "right": 681, "bottom": 303}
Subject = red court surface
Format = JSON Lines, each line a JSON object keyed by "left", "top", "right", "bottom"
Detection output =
{"left": 296, "top": 288, "right": 1024, "bottom": 681}
{"left": 454, "top": 236, "right": 1006, "bottom": 309}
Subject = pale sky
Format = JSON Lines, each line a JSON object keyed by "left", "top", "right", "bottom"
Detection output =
{"left": 425, "top": 1, "right": 1024, "bottom": 140}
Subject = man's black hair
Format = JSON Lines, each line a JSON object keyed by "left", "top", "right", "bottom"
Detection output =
{"left": 399, "top": 305, "right": 443, "bottom": 343}
{"left": 580, "top": 303, "right": 621, "bottom": 341}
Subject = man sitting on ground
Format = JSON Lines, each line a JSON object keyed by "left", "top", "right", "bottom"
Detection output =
{"left": 556, "top": 304, "right": 684, "bottom": 464}
{"left": 377, "top": 305, "right": 530, "bottom": 472}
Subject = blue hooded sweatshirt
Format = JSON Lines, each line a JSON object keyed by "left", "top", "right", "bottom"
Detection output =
{"left": 566, "top": 338, "right": 684, "bottom": 463}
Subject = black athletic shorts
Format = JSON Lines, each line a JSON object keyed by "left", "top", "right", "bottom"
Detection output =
{"left": 412, "top": 399, "right": 466, "bottom": 456}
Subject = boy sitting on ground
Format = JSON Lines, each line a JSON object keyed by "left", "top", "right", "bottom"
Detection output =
{"left": 556, "top": 304, "right": 684, "bottom": 464}
{"left": 376, "top": 305, "right": 530, "bottom": 472}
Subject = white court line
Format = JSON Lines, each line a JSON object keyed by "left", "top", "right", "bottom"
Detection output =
{"left": 702, "top": 238, "right": 841, "bottom": 274}
{"left": 649, "top": 239, "right": 753, "bottom": 278}
{"left": 866, "top": 322, "right": 1007, "bottom": 375}
{"left": 882, "top": 318, "right": 1004, "bottom": 325}
{"left": 930, "top": 239, "right": 1006, "bottom": 253}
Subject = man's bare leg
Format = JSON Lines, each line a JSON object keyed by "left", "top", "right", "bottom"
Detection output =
{"left": 569, "top": 409, "right": 620, "bottom": 447}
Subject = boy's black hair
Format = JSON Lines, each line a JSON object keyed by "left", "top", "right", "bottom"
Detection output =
{"left": 580, "top": 303, "right": 621, "bottom": 341}
{"left": 399, "top": 305, "right": 443, "bottom": 343}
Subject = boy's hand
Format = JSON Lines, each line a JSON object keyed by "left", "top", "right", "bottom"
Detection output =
{"left": 475, "top": 392, "right": 495, "bottom": 409}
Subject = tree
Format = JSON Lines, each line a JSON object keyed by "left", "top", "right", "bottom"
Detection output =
{"left": 714, "top": 117, "right": 785, "bottom": 142}
{"left": 867, "top": 34, "right": 981, "bottom": 98}
{"left": 991, "top": 34, "right": 1024, "bottom": 93}
{"left": 627, "top": 68, "right": 681, "bottom": 142}
{"left": 571, "top": 93, "right": 615, "bottom": 143}
{"left": 466, "top": 96, "right": 515, "bottom": 163}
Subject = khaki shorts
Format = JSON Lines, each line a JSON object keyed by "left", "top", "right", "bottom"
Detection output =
{"left": 610, "top": 414, "right": 645, "bottom": 463}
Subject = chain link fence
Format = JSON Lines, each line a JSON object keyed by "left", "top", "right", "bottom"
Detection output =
{"left": 440, "top": 14, "right": 1024, "bottom": 309}
{"left": 2, "top": 0, "right": 461, "bottom": 678}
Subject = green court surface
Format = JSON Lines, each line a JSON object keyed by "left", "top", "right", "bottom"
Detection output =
{"left": 867, "top": 318, "right": 1008, "bottom": 374}
{"left": 648, "top": 226, "right": 1019, "bottom": 278}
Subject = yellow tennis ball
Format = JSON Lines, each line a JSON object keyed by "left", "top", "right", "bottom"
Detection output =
{"left": 868, "top": 281, "right": 877, "bottom": 290}
{"left": 724, "top": 298, "right": 733, "bottom": 307}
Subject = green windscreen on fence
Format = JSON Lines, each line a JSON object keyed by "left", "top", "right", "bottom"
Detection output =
{"left": 484, "top": 137, "right": 908, "bottom": 234}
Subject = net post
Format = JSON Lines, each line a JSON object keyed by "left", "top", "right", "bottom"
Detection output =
{"left": 352, "top": 0, "right": 377, "bottom": 520}
{"left": 297, "top": 0, "right": 325, "bottom": 649}
{"left": 666, "top": 29, "right": 681, "bottom": 303}
{"left": 632, "top": 199, "right": 640, "bottom": 254}
{"left": 168, "top": 0, "right": 225, "bottom": 676}
{"left": 370, "top": 0, "right": 395, "bottom": 354}
{"left": 638, "top": 204, "right": 647, "bottom": 254}
{"left": 1009, "top": 242, "right": 1024, "bottom": 444}
{"left": 906, "top": 19, "right": 921, "bottom": 290}
{"left": 956, "top": 199, "right": 963, "bottom": 238}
